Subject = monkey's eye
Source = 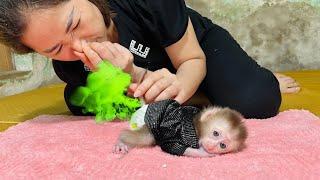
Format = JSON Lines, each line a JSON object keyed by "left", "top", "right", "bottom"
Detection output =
{"left": 220, "top": 143, "right": 227, "bottom": 149}
{"left": 213, "top": 131, "right": 219, "bottom": 137}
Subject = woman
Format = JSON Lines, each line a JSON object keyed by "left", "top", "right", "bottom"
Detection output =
{"left": 0, "top": 0, "right": 296, "bottom": 118}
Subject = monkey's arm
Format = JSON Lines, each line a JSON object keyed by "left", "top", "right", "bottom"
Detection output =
{"left": 160, "top": 142, "right": 188, "bottom": 156}
{"left": 183, "top": 147, "right": 216, "bottom": 158}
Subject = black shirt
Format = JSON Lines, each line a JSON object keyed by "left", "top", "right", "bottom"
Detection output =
{"left": 144, "top": 99, "right": 200, "bottom": 156}
{"left": 53, "top": 0, "right": 215, "bottom": 86}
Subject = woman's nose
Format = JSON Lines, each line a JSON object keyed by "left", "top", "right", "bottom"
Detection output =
{"left": 70, "top": 37, "right": 83, "bottom": 53}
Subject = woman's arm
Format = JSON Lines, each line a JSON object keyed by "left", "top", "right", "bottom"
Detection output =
{"left": 165, "top": 18, "right": 206, "bottom": 103}
{"left": 134, "top": 18, "right": 206, "bottom": 104}
{"left": 77, "top": 18, "right": 206, "bottom": 105}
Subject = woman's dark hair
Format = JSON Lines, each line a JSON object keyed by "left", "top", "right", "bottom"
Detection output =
{"left": 0, "top": 0, "right": 111, "bottom": 54}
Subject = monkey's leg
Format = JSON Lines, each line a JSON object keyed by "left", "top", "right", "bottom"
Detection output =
{"left": 113, "top": 125, "right": 155, "bottom": 154}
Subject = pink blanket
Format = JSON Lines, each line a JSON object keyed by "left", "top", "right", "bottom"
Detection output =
{"left": 0, "top": 110, "right": 319, "bottom": 179}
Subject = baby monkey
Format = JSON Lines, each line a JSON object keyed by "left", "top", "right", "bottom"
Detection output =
{"left": 113, "top": 99, "right": 248, "bottom": 157}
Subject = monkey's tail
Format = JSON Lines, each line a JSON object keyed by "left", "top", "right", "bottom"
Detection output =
{"left": 120, "top": 125, "right": 155, "bottom": 147}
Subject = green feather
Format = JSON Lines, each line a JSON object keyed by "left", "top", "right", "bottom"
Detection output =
{"left": 70, "top": 61, "right": 142, "bottom": 123}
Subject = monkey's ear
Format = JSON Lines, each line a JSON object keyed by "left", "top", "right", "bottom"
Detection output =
{"left": 200, "top": 107, "right": 223, "bottom": 122}
{"left": 230, "top": 108, "right": 245, "bottom": 120}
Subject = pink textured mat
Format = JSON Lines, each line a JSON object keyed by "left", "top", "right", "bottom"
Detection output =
{"left": 1, "top": 110, "right": 319, "bottom": 179}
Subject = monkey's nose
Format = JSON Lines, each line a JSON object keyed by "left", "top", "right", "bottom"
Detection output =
{"left": 204, "top": 145, "right": 216, "bottom": 153}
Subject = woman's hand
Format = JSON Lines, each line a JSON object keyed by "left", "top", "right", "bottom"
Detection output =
{"left": 74, "top": 41, "right": 134, "bottom": 74}
{"left": 132, "top": 68, "right": 187, "bottom": 104}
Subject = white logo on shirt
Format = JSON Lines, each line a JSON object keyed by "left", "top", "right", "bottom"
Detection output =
{"left": 129, "top": 40, "right": 150, "bottom": 58}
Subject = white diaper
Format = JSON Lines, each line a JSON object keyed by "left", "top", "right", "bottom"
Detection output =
{"left": 129, "top": 104, "right": 149, "bottom": 130}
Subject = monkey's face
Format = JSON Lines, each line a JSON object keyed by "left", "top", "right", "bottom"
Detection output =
{"left": 199, "top": 118, "right": 241, "bottom": 154}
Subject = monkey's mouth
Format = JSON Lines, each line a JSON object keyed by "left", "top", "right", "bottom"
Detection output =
{"left": 203, "top": 147, "right": 215, "bottom": 154}
{"left": 201, "top": 144, "right": 216, "bottom": 155}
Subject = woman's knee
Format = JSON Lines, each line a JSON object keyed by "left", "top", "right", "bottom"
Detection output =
{"left": 205, "top": 72, "right": 282, "bottom": 119}
{"left": 234, "top": 89, "right": 281, "bottom": 119}
{"left": 233, "top": 73, "right": 281, "bottom": 119}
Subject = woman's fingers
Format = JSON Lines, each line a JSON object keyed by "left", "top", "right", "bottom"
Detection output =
{"left": 144, "top": 77, "right": 173, "bottom": 102}
{"left": 154, "top": 84, "right": 179, "bottom": 102}
{"left": 174, "top": 89, "right": 185, "bottom": 104}
{"left": 127, "top": 83, "right": 139, "bottom": 97}
{"left": 114, "top": 43, "right": 133, "bottom": 61}
{"left": 73, "top": 51, "right": 95, "bottom": 70}
{"left": 101, "top": 41, "right": 121, "bottom": 59}
{"left": 82, "top": 40, "right": 102, "bottom": 68}
{"left": 133, "top": 68, "right": 183, "bottom": 103}
{"left": 134, "top": 72, "right": 163, "bottom": 98}
{"left": 113, "top": 43, "right": 134, "bottom": 73}
{"left": 89, "top": 42, "right": 134, "bottom": 73}
{"left": 90, "top": 42, "right": 115, "bottom": 61}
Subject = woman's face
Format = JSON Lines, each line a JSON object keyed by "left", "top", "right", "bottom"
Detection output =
{"left": 21, "top": 0, "right": 108, "bottom": 61}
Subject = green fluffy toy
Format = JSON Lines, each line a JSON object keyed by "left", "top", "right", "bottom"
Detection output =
{"left": 70, "top": 61, "right": 142, "bottom": 123}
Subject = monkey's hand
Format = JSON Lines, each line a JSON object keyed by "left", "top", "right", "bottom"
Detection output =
{"left": 113, "top": 140, "right": 130, "bottom": 154}
{"left": 183, "top": 147, "right": 216, "bottom": 158}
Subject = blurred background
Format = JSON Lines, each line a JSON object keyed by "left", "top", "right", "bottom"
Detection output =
{"left": 0, "top": 0, "right": 319, "bottom": 97}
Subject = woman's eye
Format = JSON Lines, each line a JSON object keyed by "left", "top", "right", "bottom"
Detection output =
{"left": 213, "top": 131, "right": 219, "bottom": 137}
{"left": 54, "top": 45, "right": 63, "bottom": 55}
{"left": 73, "top": 19, "right": 81, "bottom": 30}
{"left": 220, "top": 143, "right": 227, "bottom": 149}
